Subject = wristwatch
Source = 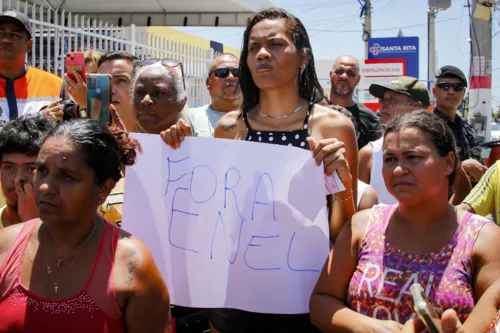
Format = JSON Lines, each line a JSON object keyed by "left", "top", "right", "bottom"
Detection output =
{"left": 78, "top": 107, "right": 88, "bottom": 119}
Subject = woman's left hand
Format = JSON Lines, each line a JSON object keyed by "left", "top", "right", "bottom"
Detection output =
{"left": 402, "top": 309, "right": 464, "bottom": 333}
{"left": 307, "top": 137, "right": 352, "bottom": 192}
{"left": 64, "top": 72, "right": 87, "bottom": 108}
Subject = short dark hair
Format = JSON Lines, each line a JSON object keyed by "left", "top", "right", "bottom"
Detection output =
{"left": 384, "top": 110, "right": 459, "bottom": 187}
{"left": 44, "top": 120, "right": 141, "bottom": 185}
{"left": 326, "top": 104, "right": 358, "bottom": 132}
{"left": 0, "top": 113, "right": 55, "bottom": 161}
{"left": 98, "top": 51, "right": 140, "bottom": 77}
{"left": 239, "top": 8, "right": 324, "bottom": 114}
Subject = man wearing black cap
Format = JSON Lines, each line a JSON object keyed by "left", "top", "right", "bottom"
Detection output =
{"left": 433, "top": 66, "right": 482, "bottom": 161}
{"left": 0, "top": 9, "right": 63, "bottom": 125}
{"left": 433, "top": 65, "right": 486, "bottom": 185}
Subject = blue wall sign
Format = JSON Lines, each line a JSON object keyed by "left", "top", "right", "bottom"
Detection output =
{"left": 368, "top": 37, "right": 419, "bottom": 79}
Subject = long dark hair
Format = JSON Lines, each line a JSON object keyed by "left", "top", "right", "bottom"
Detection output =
{"left": 239, "top": 8, "right": 324, "bottom": 114}
{"left": 384, "top": 110, "right": 459, "bottom": 187}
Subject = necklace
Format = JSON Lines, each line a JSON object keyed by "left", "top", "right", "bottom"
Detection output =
{"left": 44, "top": 220, "right": 98, "bottom": 293}
{"left": 258, "top": 102, "right": 304, "bottom": 119}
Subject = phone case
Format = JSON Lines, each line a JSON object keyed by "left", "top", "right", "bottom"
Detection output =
{"left": 86, "top": 74, "right": 112, "bottom": 124}
{"left": 410, "top": 284, "right": 442, "bottom": 333}
{"left": 66, "top": 52, "right": 86, "bottom": 82}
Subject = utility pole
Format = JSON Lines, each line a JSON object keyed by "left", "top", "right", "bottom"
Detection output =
{"left": 469, "top": 0, "right": 493, "bottom": 141}
{"left": 428, "top": 7, "right": 436, "bottom": 94}
{"left": 363, "top": 0, "right": 372, "bottom": 59}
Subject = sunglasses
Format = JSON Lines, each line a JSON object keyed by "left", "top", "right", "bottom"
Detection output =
{"left": 209, "top": 68, "right": 241, "bottom": 78}
{"left": 140, "top": 58, "right": 186, "bottom": 90}
{"left": 334, "top": 68, "right": 357, "bottom": 77}
{"left": 436, "top": 82, "right": 465, "bottom": 92}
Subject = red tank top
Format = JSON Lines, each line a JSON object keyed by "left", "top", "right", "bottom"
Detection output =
{"left": 0, "top": 219, "right": 125, "bottom": 333}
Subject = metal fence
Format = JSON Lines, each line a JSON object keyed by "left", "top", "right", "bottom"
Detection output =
{"left": 1, "top": 0, "right": 217, "bottom": 107}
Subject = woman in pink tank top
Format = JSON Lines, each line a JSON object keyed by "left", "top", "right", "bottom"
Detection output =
{"left": 310, "top": 111, "right": 500, "bottom": 332}
{"left": 0, "top": 114, "right": 171, "bottom": 333}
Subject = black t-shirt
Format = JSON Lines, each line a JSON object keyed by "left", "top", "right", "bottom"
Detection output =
{"left": 346, "top": 103, "right": 382, "bottom": 149}
{"left": 432, "top": 108, "right": 483, "bottom": 162}
{"left": 326, "top": 99, "right": 382, "bottom": 149}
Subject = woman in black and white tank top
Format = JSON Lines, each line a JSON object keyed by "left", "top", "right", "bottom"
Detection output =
{"left": 207, "top": 8, "right": 359, "bottom": 333}
{"left": 161, "top": 7, "right": 359, "bottom": 333}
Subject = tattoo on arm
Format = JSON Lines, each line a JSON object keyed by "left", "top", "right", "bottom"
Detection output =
{"left": 220, "top": 122, "right": 237, "bottom": 132}
{"left": 124, "top": 248, "right": 138, "bottom": 285}
{"left": 349, "top": 217, "right": 365, "bottom": 233}
{"left": 0, "top": 246, "right": 9, "bottom": 255}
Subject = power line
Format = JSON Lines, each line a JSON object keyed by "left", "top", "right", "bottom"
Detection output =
{"left": 304, "top": 13, "right": 360, "bottom": 25}
{"left": 309, "top": 14, "right": 361, "bottom": 37}
{"left": 467, "top": 0, "right": 481, "bottom": 110}
{"left": 307, "top": 15, "right": 465, "bottom": 33}
{"left": 285, "top": 0, "right": 353, "bottom": 10}
{"left": 456, "top": 0, "right": 467, "bottom": 56}
{"left": 377, "top": 0, "right": 396, "bottom": 12}
{"left": 300, "top": 0, "right": 340, "bottom": 14}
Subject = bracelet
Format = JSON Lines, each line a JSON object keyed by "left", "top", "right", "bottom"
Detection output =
{"left": 333, "top": 191, "right": 353, "bottom": 203}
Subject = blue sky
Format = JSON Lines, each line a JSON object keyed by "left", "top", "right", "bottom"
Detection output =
{"left": 178, "top": 0, "right": 500, "bottom": 109}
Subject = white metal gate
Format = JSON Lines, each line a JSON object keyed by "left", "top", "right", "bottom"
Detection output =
{"left": 1, "top": 0, "right": 217, "bottom": 107}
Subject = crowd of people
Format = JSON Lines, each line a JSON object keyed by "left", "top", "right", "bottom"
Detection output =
{"left": 0, "top": 5, "right": 499, "bottom": 333}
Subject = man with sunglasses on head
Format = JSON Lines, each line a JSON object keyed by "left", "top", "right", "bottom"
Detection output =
{"left": 432, "top": 65, "right": 486, "bottom": 185}
{"left": 326, "top": 55, "right": 382, "bottom": 149}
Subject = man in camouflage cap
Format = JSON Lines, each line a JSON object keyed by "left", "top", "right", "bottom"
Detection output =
{"left": 369, "top": 76, "right": 430, "bottom": 126}
{"left": 358, "top": 76, "right": 431, "bottom": 205}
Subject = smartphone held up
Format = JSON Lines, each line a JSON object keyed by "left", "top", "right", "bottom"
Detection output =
{"left": 65, "top": 52, "right": 86, "bottom": 82}
{"left": 411, "top": 283, "right": 442, "bottom": 333}
{"left": 86, "top": 74, "right": 112, "bottom": 124}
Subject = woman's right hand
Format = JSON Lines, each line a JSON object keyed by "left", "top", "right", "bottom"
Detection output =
{"left": 15, "top": 179, "right": 38, "bottom": 222}
{"left": 160, "top": 119, "right": 193, "bottom": 149}
{"left": 42, "top": 99, "right": 64, "bottom": 122}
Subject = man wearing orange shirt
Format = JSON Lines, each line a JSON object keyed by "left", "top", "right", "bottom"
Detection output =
{"left": 0, "top": 9, "right": 63, "bottom": 125}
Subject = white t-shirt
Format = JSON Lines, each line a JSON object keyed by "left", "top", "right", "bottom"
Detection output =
{"left": 357, "top": 180, "right": 370, "bottom": 208}
{"left": 0, "top": 205, "right": 6, "bottom": 229}
{"left": 183, "top": 104, "right": 228, "bottom": 138}
{"left": 369, "top": 138, "right": 397, "bottom": 205}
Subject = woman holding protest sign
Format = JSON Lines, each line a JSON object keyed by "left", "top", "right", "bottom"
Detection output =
{"left": 161, "top": 7, "right": 358, "bottom": 248}
{"left": 160, "top": 7, "right": 358, "bottom": 333}
{"left": 310, "top": 111, "right": 500, "bottom": 332}
{"left": 0, "top": 110, "right": 171, "bottom": 333}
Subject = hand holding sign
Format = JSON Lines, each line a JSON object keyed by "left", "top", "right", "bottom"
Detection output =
{"left": 122, "top": 135, "right": 330, "bottom": 314}
{"left": 307, "top": 137, "right": 350, "bottom": 194}
{"left": 160, "top": 119, "right": 193, "bottom": 150}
